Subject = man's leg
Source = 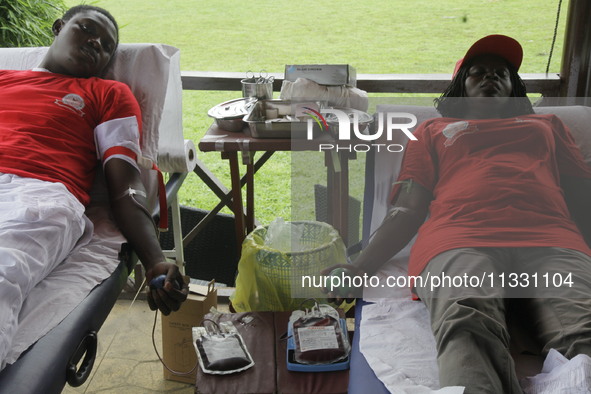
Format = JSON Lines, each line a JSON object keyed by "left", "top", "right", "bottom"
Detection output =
{"left": 0, "top": 175, "right": 87, "bottom": 364}
{"left": 519, "top": 247, "right": 591, "bottom": 359}
{"left": 415, "top": 247, "right": 523, "bottom": 394}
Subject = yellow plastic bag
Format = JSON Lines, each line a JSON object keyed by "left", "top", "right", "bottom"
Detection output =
{"left": 231, "top": 220, "right": 352, "bottom": 312}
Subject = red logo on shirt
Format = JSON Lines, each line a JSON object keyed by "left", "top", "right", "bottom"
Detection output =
{"left": 442, "top": 121, "right": 478, "bottom": 147}
{"left": 55, "top": 93, "right": 85, "bottom": 117}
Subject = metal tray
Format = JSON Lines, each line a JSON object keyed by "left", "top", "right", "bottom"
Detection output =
{"left": 244, "top": 99, "right": 373, "bottom": 139}
{"left": 243, "top": 99, "right": 314, "bottom": 139}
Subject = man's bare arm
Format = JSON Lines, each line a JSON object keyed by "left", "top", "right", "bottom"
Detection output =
{"left": 104, "top": 158, "right": 188, "bottom": 315}
{"left": 352, "top": 180, "right": 432, "bottom": 275}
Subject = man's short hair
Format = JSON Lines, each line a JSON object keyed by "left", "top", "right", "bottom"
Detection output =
{"left": 62, "top": 5, "right": 119, "bottom": 45}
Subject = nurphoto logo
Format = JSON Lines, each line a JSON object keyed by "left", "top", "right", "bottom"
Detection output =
{"left": 304, "top": 108, "right": 418, "bottom": 152}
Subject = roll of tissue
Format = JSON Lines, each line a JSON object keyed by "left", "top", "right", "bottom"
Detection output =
{"left": 157, "top": 139, "right": 197, "bottom": 173}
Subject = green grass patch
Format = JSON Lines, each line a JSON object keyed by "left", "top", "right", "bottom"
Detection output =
{"left": 66, "top": 0, "right": 568, "bottom": 227}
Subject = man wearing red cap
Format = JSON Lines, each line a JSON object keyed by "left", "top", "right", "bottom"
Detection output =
{"left": 336, "top": 35, "right": 591, "bottom": 393}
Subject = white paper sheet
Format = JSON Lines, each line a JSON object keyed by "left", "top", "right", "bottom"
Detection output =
{"left": 360, "top": 258, "right": 464, "bottom": 393}
{"left": 521, "top": 349, "right": 591, "bottom": 394}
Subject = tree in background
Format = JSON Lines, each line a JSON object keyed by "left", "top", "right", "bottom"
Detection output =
{"left": 1, "top": 0, "right": 65, "bottom": 47}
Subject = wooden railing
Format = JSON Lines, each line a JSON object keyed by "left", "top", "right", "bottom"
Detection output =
{"left": 180, "top": 71, "right": 562, "bottom": 96}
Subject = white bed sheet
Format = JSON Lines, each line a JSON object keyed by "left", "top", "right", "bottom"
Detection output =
{"left": 361, "top": 269, "right": 591, "bottom": 394}
{"left": 360, "top": 253, "right": 464, "bottom": 394}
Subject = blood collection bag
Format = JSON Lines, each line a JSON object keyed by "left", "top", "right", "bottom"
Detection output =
{"left": 290, "top": 302, "right": 350, "bottom": 365}
{"left": 192, "top": 320, "right": 254, "bottom": 375}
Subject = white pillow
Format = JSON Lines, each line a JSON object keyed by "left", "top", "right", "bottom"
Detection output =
{"left": 534, "top": 105, "right": 591, "bottom": 165}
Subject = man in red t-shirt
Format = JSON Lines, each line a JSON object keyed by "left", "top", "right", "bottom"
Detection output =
{"left": 333, "top": 35, "right": 591, "bottom": 393}
{"left": 0, "top": 5, "right": 188, "bottom": 365}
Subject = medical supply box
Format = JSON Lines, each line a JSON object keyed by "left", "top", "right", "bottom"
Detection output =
{"left": 161, "top": 281, "right": 217, "bottom": 384}
{"left": 284, "top": 64, "right": 357, "bottom": 86}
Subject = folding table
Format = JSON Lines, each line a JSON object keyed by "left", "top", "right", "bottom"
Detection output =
{"left": 197, "top": 123, "right": 356, "bottom": 254}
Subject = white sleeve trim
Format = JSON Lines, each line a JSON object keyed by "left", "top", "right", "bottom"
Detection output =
{"left": 103, "top": 154, "right": 140, "bottom": 170}
{"left": 94, "top": 116, "right": 141, "bottom": 162}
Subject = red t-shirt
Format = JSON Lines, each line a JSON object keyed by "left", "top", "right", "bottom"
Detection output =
{"left": 0, "top": 69, "right": 142, "bottom": 205}
{"left": 391, "top": 114, "right": 591, "bottom": 277}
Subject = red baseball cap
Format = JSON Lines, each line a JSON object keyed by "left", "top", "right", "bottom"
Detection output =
{"left": 453, "top": 34, "right": 523, "bottom": 76}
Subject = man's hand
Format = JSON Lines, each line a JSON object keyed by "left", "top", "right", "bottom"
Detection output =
{"left": 145, "top": 261, "right": 189, "bottom": 315}
{"left": 320, "top": 263, "right": 365, "bottom": 306}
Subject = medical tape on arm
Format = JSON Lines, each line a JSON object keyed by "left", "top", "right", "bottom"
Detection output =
{"left": 115, "top": 187, "right": 147, "bottom": 200}
{"left": 385, "top": 206, "right": 413, "bottom": 220}
{"left": 113, "top": 185, "right": 158, "bottom": 233}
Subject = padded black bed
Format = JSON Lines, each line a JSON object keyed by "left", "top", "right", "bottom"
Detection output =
{"left": 0, "top": 247, "right": 132, "bottom": 393}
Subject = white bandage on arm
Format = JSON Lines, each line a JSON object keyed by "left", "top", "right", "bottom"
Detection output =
{"left": 94, "top": 116, "right": 141, "bottom": 170}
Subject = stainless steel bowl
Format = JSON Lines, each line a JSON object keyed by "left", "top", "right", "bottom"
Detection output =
{"left": 207, "top": 97, "right": 256, "bottom": 132}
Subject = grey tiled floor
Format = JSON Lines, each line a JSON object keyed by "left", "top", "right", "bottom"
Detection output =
{"left": 62, "top": 297, "right": 195, "bottom": 394}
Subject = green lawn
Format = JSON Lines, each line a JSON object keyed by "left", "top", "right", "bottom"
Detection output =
{"left": 66, "top": 0, "right": 568, "bottom": 226}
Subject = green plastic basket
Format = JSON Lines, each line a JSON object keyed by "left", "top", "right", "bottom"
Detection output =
{"left": 239, "top": 221, "right": 347, "bottom": 311}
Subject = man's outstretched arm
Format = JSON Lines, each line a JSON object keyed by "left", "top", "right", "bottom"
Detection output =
{"left": 104, "top": 158, "right": 188, "bottom": 315}
{"left": 352, "top": 179, "right": 432, "bottom": 275}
